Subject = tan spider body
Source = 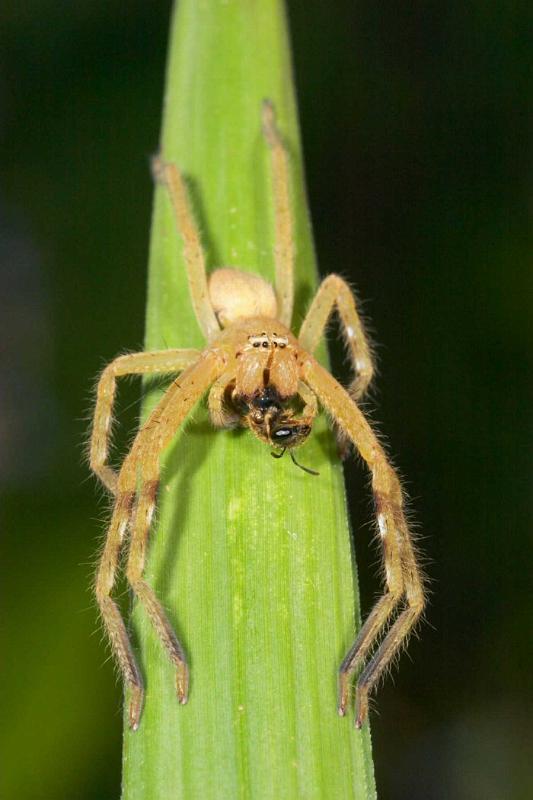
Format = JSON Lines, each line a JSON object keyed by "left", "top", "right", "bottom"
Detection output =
{"left": 91, "top": 102, "right": 425, "bottom": 731}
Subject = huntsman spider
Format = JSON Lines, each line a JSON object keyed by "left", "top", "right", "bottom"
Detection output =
{"left": 90, "top": 101, "right": 425, "bottom": 731}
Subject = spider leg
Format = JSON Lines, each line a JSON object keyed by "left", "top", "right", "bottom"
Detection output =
{"left": 152, "top": 157, "right": 221, "bottom": 342}
{"left": 303, "top": 358, "right": 425, "bottom": 728}
{"left": 262, "top": 100, "right": 295, "bottom": 327}
{"left": 298, "top": 380, "right": 318, "bottom": 420}
{"left": 115, "top": 350, "right": 224, "bottom": 729}
{"left": 126, "top": 475, "right": 190, "bottom": 721}
{"left": 207, "top": 367, "right": 238, "bottom": 428}
{"left": 299, "top": 274, "right": 374, "bottom": 402}
{"left": 95, "top": 488, "right": 143, "bottom": 729}
{"left": 91, "top": 349, "right": 201, "bottom": 493}
{"left": 353, "top": 590, "right": 423, "bottom": 727}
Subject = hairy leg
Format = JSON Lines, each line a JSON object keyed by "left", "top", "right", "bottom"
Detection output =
{"left": 208, "top": 368, "right": 238, "bottom": 428}
{"left": 299, "top": 274, "right": 374, "bottom": 402}
{"left": 152, "top": 157, "right": 221, "bottom": 341}
{"left": 91, "top": 348, "right": 200, "bottom": 493}
{"left": 115, "top": 351, "right": 224, "bottom": 728}
{"left": 303, "top": 358, "right": 425, "bottom": 727}
{"left": 298, "top": 380, "right": 318, "bottom": 420}
{"left": 95, "top": 489, "right": 143, "bottom": 728}
{"left": 262, "top": 100, "right": 295, "bottom": 327}
{"left": 124, "top": 473, "right": 189, "bottom": 730}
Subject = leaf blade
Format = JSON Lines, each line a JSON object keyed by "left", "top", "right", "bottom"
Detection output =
{"left": 122, "top": 2, "right": 376, "bottom": 797}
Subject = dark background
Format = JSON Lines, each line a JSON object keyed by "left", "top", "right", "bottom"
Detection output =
{"left": 1, "top": 2, "right": 531, "bottom": 798}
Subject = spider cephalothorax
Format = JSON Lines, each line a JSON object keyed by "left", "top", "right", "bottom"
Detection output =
{"left": 90, "top": 101, "right": 425, "bottom": 731}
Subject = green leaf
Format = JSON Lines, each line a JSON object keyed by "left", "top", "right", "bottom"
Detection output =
{"left": 122, "top": 1, "right": 376, "bottom": 797}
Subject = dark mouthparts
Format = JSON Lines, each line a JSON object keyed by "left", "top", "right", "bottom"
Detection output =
{"left": 251, "top": 386, "right": 283, "bottom": 411}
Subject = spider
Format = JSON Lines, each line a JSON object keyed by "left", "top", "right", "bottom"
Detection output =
{"left": 90, "top": 101, "right": 425, "bottom": 732}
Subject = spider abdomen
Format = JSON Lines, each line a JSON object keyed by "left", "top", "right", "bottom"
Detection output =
{"left": 208, "top": 268, "right": 277, "bottom": 327}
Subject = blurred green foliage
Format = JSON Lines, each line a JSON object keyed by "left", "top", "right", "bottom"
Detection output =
{"left": 1, "top": 2, "right": 531, "bottom": 798}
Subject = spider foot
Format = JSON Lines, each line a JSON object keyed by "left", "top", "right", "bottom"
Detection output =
{"left": 355, "top": 688, "right": 368, "bottom": 729}
{"left": 128, "top": 683, "right": 144, "bottom": 731}
{"left": 337, "top": 673, "right": 350, "bottom": 717}
{"left": 176, "top": 661, "right": 189, "bottom": 705}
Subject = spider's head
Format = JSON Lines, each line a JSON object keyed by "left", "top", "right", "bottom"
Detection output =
{"left": 240, "top": 387, "right": 317, "bottom": 474}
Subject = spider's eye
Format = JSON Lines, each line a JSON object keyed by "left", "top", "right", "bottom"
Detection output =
{"left": 273, "top": 428, "right": 293, "bottom": 441}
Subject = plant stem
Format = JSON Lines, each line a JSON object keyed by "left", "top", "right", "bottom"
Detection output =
{"left": 122, "top": 1, "right": 376, "bottom": 797}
